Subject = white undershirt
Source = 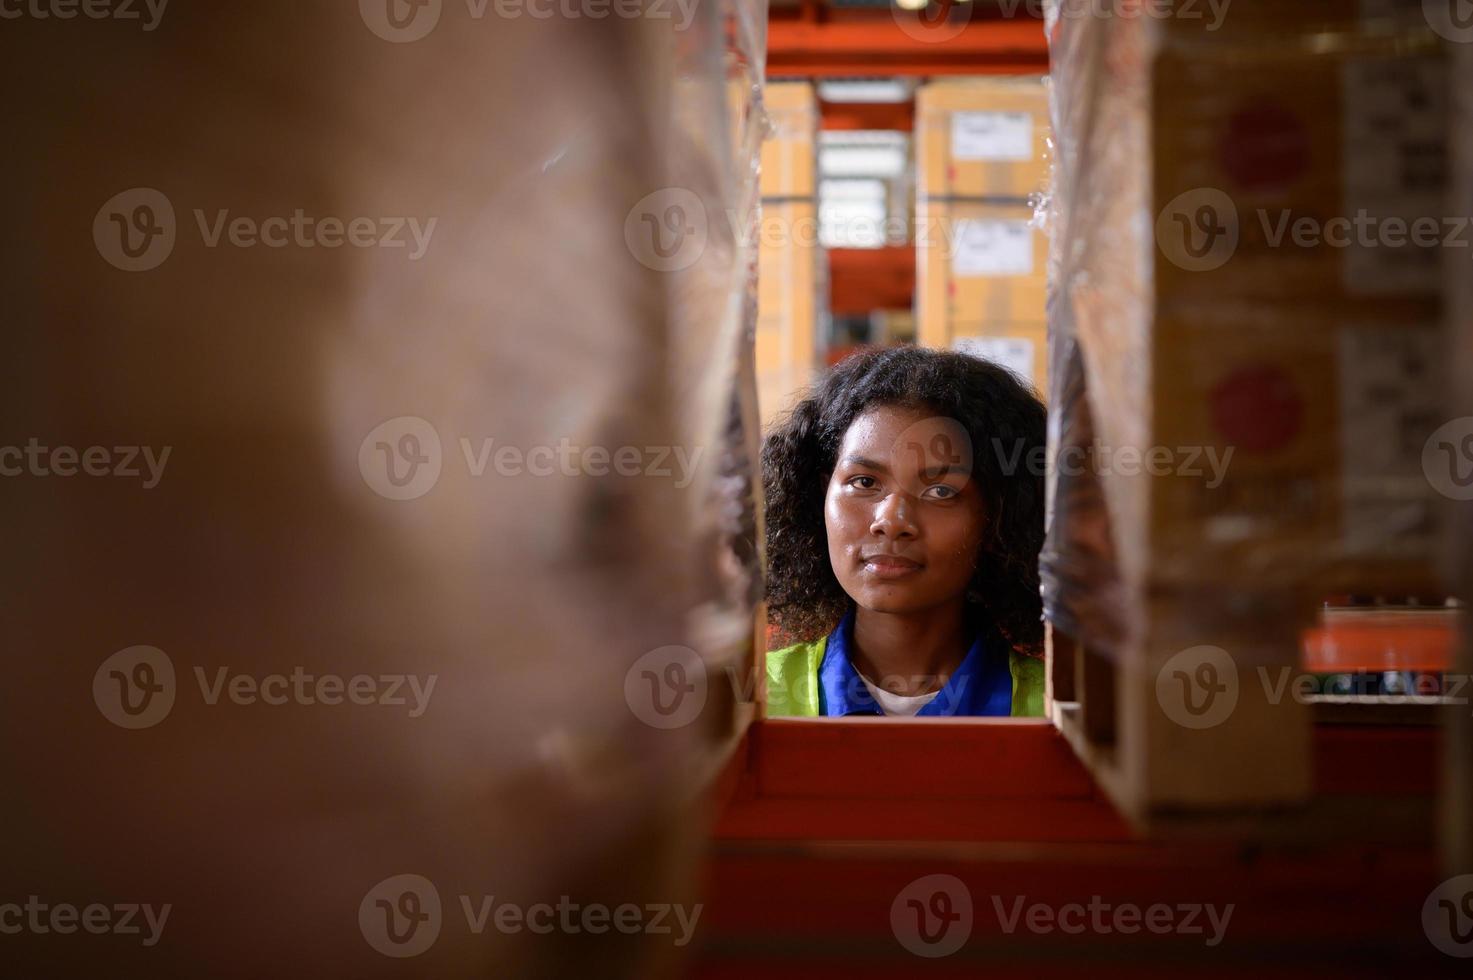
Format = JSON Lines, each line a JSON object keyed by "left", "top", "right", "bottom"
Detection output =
{"left": 859, "top": 675, "right": 941, "bottom": 717}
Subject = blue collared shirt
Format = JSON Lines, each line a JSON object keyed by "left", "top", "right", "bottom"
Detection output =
{"left": 816, "top": 609, "right": 1014, "bottom": 717}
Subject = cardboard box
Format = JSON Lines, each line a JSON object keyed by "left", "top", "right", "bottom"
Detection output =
{"left": 951, "top": 322, "right": 1049, "bottom": 395}
{"left": 757, "top": 191, "right": 820, "bottom": 426}
{"left": 757, "top": 82, "right": 820, "bottom": 427}
{"left": 917, "top": 199, "right": 1048, "bottom": 392}
{"left": 916, "top": 77, "right": 1051, "bottom": 202}
{"left": 1152, "top": 37, "right": 1449, "bottom": 311}
{"left": 1050, "top": 6, "right": 1448, "bottom": 600}
{"left": 761, "top": 81, "right": 818, "bottom": 200}
{"left": 1148, "top": 310, "right": 1442, "bottom": 595}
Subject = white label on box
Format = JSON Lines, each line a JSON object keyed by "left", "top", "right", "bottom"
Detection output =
{"left": 953, "top": 336, "right": 1035, "bottom": 385}
{"left": 1337, "top": 324, "right": 1440, "bottom": 553}
{"left": 1340, "top": 57, "right": 1448, "bottom": 296}
{"left": 951, "top": 112, "right": 1033, "bottom": 161}
{"left": 951, "top": 219, "right": 1034, "bottom": 277}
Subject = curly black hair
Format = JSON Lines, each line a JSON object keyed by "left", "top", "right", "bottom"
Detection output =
{"left": 762, "top": 345, "right": 1047, "bottom": 654}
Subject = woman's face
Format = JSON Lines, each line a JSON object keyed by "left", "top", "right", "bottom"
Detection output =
{"left": 824, "top": 404, "right": 987, "bottom": 617}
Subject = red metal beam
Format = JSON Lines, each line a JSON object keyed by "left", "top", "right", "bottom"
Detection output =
{"left": 768, "top": 11, "right": 1049, "bottom": 77}
{"left": 828, "top": 246, "right": 915, "bottom": 315}
{"left": 820, "top": 100, "right": 916, "bottom": 132}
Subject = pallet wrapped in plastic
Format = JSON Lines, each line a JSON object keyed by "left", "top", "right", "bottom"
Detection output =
{"left": 0, "top": 1, "right": 765, "bottom": 975}
{"left": 1448, "top": 35, "right": 1473, "bottom": 879}
{"left": 1044, "top": 0, "right": 1451, "bottom": 662}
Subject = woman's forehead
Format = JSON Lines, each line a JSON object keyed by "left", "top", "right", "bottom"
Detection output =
{"left": 838, "top": 405, "right": 975, "bottom": 473}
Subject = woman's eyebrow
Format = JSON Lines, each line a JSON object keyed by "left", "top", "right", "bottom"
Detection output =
{"left": 918, "top": 461, "right": 973, "bottom": 480}
{"left": 842, "top": 454, "right": 888, "bottom": 472}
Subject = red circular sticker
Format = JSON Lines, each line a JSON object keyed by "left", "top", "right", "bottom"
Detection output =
{"left": 1219, "top": 103, "right": 1310, "bottom": 191}
{"left": 1209, "top": 364, "right": 1304, "bottom": 455}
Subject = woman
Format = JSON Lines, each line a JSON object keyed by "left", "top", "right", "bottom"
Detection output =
{"left": 762, "top": 346, "right": 1047, "bottom": 717}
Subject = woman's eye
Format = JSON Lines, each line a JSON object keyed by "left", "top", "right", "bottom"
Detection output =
{"left": 924, "top": 484, "right": 959, "bottom": 501}
{"left": 847, "top": 475, "right": 877, "bottom": 490}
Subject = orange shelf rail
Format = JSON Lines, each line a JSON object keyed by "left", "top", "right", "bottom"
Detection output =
{"left": 768, "top": 8, "right": 1049, "bottom": 77}
{"left": 1301, "top": 607, "right": 1461, "bottom": 674}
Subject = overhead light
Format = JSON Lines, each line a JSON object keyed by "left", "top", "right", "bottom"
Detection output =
{"left": 816, "top": 78, "right": 914, "bottom": 103}
{"left": 894, "top": 0, "right": 928, "bottom": 9}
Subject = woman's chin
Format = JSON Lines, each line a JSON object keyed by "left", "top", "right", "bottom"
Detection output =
{"left": 850, "top": 585, "right": 930, "bottom": 616}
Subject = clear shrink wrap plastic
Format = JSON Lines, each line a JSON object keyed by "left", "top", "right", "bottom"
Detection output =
{"left": 1042, "top": 0, "right": 1452, "bottom": 660}
{"left": 0, "top": 2, "right": 766, "bottom": 976}
{"left": 1449, "top": 30, "right": 1473, "bottom": 876}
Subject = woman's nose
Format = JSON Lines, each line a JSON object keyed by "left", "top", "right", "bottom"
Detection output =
{"left": 869, "top": 492, "right": 918, "bottom": 539}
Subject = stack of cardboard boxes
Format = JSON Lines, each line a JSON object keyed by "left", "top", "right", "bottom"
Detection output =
{"left": 756, "top": 81, "right": 821, "bottom": 427}
{"left": 1047, "top": 0, "right": 1452, "bottom": 818}
{"left": 915, "top": 77, "right": 1051, "bottom": 393}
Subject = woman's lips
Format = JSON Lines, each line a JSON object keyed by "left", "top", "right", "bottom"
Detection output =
{"left": 860, "top": 555, "right": 923, "bottom": 579}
